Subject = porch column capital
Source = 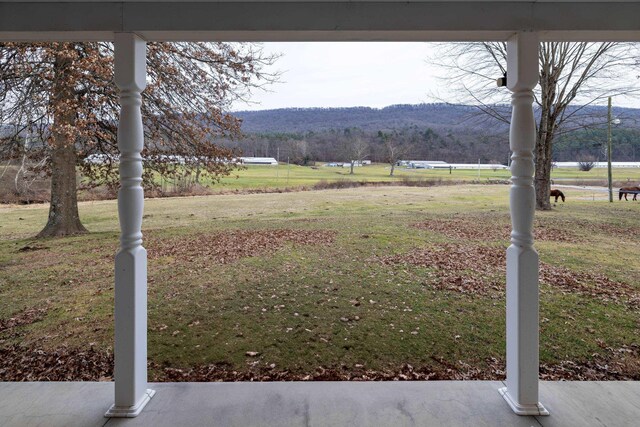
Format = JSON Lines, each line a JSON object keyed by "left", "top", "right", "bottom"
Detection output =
{"left": 507, "top": 32, "right": 539, "bottom": 92}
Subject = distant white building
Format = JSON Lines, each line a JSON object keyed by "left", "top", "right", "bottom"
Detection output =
{"left": 343, "top": 161, "right": 364, "bottom": 167}
{"left": 449, "top": 163, "right": 509, "bottom": 170}
{"left": 239, "top": 157, "right": 278, "bottom": 165}
{"left": 399, "top": 160, "right": 508, "bottom": 170}
{"left": 554, "top": 161, "right": 640, "bottom": 169}
{"left": 405, "top": 160, "right": 449, "bottom": 169}
{"left": 85, "top": 155, "right": 283, "bottom": 166}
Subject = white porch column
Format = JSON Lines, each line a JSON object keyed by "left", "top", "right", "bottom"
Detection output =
{"left": 105, "top": 33, "right": 155, "bottom": 418}
{"left": 498, "top": 32, "right": 548, "bottom": 416}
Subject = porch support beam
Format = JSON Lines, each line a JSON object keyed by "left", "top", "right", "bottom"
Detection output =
{"left": 105, "top": 32, "right": 155, "bottom": 418}
{"left": 498, "top": 31, "right": 549, "bottom": 417}
{"left": 3, "top": 2, "right": 640, "bottom": 42}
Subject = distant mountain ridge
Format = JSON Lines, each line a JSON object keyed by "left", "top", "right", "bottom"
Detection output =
{"left": 234, "top": 103, "right": 640, "bottom": 134}
{"left": 234, "top": 104, "right": 490, "bottom": 134}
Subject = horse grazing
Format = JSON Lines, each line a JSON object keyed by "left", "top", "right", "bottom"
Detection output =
{"left": 619, "top": 186, "right": 640, "bottom": 201}
{"left": 550, "top": 189, "right": 565, "bottom": 203}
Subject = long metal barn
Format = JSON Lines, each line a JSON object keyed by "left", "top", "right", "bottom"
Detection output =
{"left": 1, "top": 1, "right": 639, "bottom": 426}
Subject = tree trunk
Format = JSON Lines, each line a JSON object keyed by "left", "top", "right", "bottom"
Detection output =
{"left": 389, "top": 163, "right": 395, "bottom": 176}
{"left": 350, "top": 161, "right": 355, "bottom": 175}
{"left": 195, "top": 161, "right": 202, "bottom": 184}
{"left": 534, "top": 127, "right": 554, "bottom": 211}
{"left": 37, "top": 47, "right": 88, "bottom": 238}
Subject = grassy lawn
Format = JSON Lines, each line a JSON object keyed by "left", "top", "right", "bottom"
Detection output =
{"left": 1, "top": 184, "right": 639, "bottom": 381}
{"left": 186, "top": 163, "right": 640, "bottom": 191}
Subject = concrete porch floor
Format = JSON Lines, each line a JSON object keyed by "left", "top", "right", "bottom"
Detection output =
{"left": 1, "top": 381, "right": 638, "bottom": 427}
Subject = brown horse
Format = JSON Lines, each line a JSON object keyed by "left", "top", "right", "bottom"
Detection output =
{"left": 550, "top": 189, "right": 565, "bottom": 203}
{"left": 619, "top": 186, "right": 640, "bottom": 201}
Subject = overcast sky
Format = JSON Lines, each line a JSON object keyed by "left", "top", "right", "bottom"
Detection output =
{"left": 235, "top": 42, "right": 440, "bottom": 111}
{"left": 234, "top": 42, "right": 640, "bottom": 112}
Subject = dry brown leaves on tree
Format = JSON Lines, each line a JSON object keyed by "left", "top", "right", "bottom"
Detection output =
{"left": 378, "top": 243, "right": 640, "bottom": 307}
{"left": 413, "top": 218, "right": 576, "bottom": 242}
{"left": 146, "top": 229, "right": 336, "bottom": 265}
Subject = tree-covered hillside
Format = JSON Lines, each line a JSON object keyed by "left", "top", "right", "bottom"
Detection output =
{"left": 225, "top": 104, "right": 640, "bottom": 164}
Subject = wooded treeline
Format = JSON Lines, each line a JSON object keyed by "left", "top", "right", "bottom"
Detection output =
{"left": 219, "top": 126, "right": 510, "bottom": 165}
{"left": 220, "top": 104, "right": 640, "bottom": 165}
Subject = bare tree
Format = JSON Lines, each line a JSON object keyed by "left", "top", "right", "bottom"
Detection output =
{"left": 577, "top": 155, "right": 597, "bottom": 172}
{"left": 343, "top": 136, "right": 369, "bottom": 175}
{"left": 378, "top": 131, "right": 407, "bottom": 176}
{"left": 0, "top": 42, "right": 277, "bottom": 236}
{"left": 432, "top": 42, "right": 639, "bottom": 210}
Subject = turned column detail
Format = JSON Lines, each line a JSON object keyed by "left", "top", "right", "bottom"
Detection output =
{"left": 106, "top": 33, "right": 155, "bottom": 418}
{"left": 498, "top": 32, "right": 549, "bottom": 417}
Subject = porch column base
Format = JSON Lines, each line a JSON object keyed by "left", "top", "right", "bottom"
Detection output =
{"left": 105, "top": 389, "right": 156, "bottom": 418}
{"left": 498, "top": 387, "right": 548, "bottom": 416}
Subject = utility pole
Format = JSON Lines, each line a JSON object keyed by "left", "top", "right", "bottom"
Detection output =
{"left": 607, "top": 96, "right": 613, "bottom": 203}
{"left": 286, "top": 156, "right": 291, "bottom": 186}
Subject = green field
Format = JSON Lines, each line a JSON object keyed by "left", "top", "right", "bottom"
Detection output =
{"left": 203, "top": 163, "right": 640, "bottom": 191}
{"left": 1, "top": 185, "right": 639, "bottom": 381}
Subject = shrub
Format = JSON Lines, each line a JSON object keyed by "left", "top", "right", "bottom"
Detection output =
{"left": 577, "top": 155, "right": 596, "bottom": 172}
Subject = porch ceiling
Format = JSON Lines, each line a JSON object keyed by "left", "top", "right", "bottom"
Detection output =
{"left": 1, "top": 1, "right": 640, "bottom": 42}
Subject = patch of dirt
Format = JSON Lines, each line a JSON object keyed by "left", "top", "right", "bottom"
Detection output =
{"left": 377, "top": 243, "right": 640, "bottom": 307}
{"left": 413, "top": 218, "right": 576, "bottom": 242}
{"left": 0, "top": 307, "right": 48, "bottom": 333}
{"left": 146, "top": 229, "right": 336, "bottom": 264}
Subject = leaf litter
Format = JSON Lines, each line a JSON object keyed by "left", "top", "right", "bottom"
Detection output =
{"left": 413, "top": 218, "right": 576, "bottom": 242}
{"left": 2, "top": 221, "right": 638, "bottom": 382}
{"left": 145, "top": 229, "right": 336, "bottom": 265}
{"left": 377, "top": 243, "right": 640, "bottom": 307}
{"left": 2, "top": 344, "right": 639, "bottom": 382}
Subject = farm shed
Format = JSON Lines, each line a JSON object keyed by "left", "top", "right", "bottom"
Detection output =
{"left": 555, "top": 161, "right": 640, "bottom": 169}
{"left": 239, "top": 157, "right": 279, "bottom": 165}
